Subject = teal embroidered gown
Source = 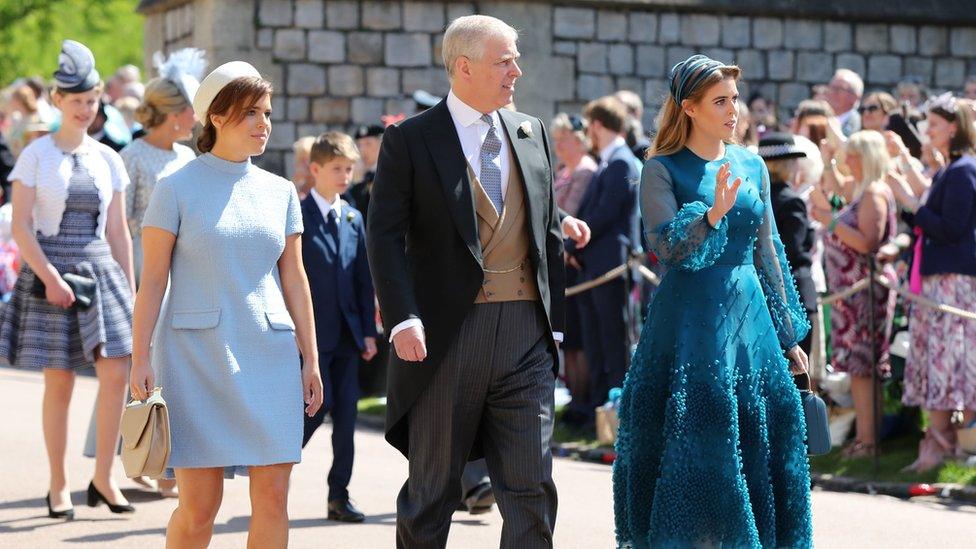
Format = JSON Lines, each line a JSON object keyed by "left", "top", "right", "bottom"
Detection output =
{"left": 613, "top": 145, "right": 813, "bottom": 548}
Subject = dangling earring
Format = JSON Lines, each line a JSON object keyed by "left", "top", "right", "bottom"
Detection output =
{"left": 174, "top": 123, "right": 181, "bottom": 133}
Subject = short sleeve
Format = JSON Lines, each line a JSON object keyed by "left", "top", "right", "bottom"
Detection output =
{"left": 286, "top": 184, "right": 303, "bottom": 236}
{"left": 8, "top": 142, "right": 39, "bottom": 187}
{"left": 105, "top": 149, "right": 130, "bottom": 192}
{"left": 141, "top": 177, "right": 180, "bottom": 235}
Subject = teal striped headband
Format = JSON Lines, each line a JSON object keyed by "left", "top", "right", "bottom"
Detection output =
{"left": 669, "top": 54, "right": 726, "bottom": 105}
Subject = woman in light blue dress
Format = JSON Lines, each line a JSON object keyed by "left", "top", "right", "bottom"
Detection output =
{"left": 129, "top": 62, "right": 323, "bottom": 548}
{"left": 613, "top": 55, "right": 813, "bottom": 548}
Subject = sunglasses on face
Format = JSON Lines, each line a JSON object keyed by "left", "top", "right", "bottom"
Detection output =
{"left": 858, "top": 104, "right": 883, "bottom": 114}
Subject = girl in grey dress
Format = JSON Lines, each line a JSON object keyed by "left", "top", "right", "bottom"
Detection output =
{"left": 129, "top": 62, "right": 322, "bottom": 548}
{"left": 0, "top": 40, "right": 136, "bottom": 518}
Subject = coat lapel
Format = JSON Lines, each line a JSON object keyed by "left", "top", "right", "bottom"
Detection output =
{"left": 498, "top": 110, "right": 546, "bottom": 250}
{"left": 422, "top": 100, "right": 482, "bottom": 265}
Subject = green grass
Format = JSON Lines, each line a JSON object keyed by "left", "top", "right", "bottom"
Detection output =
{"left": 0, "top": 0, "right": 144, "bottom": 87}
{"left": 357, "top": 396, "right": 386, "bottom": 417}
{"left": 810, "top": 434, "right": 976, "bottom": 486}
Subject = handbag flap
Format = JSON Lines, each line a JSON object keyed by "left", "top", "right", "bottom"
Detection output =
{"left": 121, "top": 391, "right": 167, "bottom": 450}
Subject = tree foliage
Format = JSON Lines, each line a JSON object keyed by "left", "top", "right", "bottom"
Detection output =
{"left": 0, "top": 0, "right": 144, "bottom": 87}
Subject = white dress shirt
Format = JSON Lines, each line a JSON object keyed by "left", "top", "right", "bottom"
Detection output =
{"left": 599, "top": 135, "right": 628, "bottom": 166}
{"left": 389, "top": 90, "right": 563, "bottom": 344}
{"left": 310, "top": 187, "right": 343, "bottom": 224}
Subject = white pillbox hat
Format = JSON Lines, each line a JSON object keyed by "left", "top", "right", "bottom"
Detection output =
{"left": 192, "top": 61, "right": 262, "bottom": 121}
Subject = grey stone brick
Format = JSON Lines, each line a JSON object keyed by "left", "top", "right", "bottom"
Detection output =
{"left": 547, "top": 57, "right": 576, "bottom": 101}
{"left": 936, "top": 58, "right": 966, "bottom": 87}
{"left": 348, "top": 32, "right": 383, "bottom": 64}
{"left": 720, "top": 16, "right": 750, "bottom": 48}
{"left": 616, "top": 77, "right": 642, "bottom": 94}
{"left": 361, "top": 1, "right": 401, "bottom": 31}
{"left": 553, "top": 41, "right": 577, "bottom": 56}
{"left": 868, "top": 55, "right": 903, "bottom": 85}
{"left": 366, "top": 67, "right": 400, "bottom": 97}
{"left": 403, "top": 2, "right": 445, "bottom": 32}
{"left": 824, "top": 22, "right": 852, "bottom": 53}
{"left": 553, "top": 7, "right": 595, "bottom": 39}
{"left": 296, "top": 124, "right": 328, "bottom": 139}
{"left": 890, "top": 25, "right": 917, "bottom": 55}
{"left": 402, "top": 68, "right": 449, "bottom": 95}
{"left": 635, "top": 45, "right": 666, "bottom": 77}
{"left": 735, "top": 49, "right": 765, "bottom": 80}
{"left": 784, "top": 19, "right": 822, "bottom": 50}
{"left": 308, "top": 30, "right": 345, "bottom": 63}
{"left": 659, "top": 13, "right": 680, "bottom": 45}
{"left": 680, "top": 15, "right": 720, "bottom": 47}
{"left": 835, "top": 53, "right": 866, "bottom": 78}
{"left": 257, "top": 29, "right": 273, "bottom": 50}
{"left": 255, "top": 152, "right": 284, "bottom": 175}
{"left": 271, "top": 96, "right": 286, "bottom": 122}
{"left": 644, "top": 78, "right": 668, "bottom": 107}
{"left": 288, "top": 64, "right": 326, "bottom": 96}
{"left": 268, "top": 121, "right": 295, "bottom": 151}
{"left": 447, "top": 3, "right": 476, "bottom": 21}
{"left": 385, "top": 33, "right": 431, "bottom": 67}
{"left": 796, "top": 52, "right": 833, "bottom": 83}
{"left": 352, "top": 98, "right": 385, "bottom": 125}
{"left": 919, "top": 26, "right": 948, "bottom": 56}
{"left": 666, "top": 47, "right": 696, "bottom": 73}
{"left": 951, "top": 28, "right": 976, "bottom": 56}
{"left": 274, "top": 30, "right": 306, "bottom": 61}
{"left": 629, "top": 12, "right": 657, "bottom": 43}
{"left": 326, "top": 1, "right": 359, "bottom": 30}
{"left": 258, "top": 0, "right": 291, "bottom": 28}
{"left": 328, "top": 65, "right": 364, "bottom": 97}
{"left": 753, "top": 18, "right": 783, "bottom": 50}
{"left": 577, "top": 74, "right": 614, "bottom": 100}
{"left": 578, "top": 42, "right": 608, "bottom": 74}
{"left": 778, "top": 83, "right": 810, "bottom": 110}
{"left": 856, "top": 24, "right": 888, "bottom": 53}
{"left": 384, "top": 98, "right": 414, "bottom": 116}
{"left": 312, "top": 98, "right": 351, "bottom": 124}
{"left": 609, "top": 44, "right": 634, "bottom": 75}
{"left": 287, "top": 97, "right": 309, "bottom": 121}
{"left": 598, "top": 11, "right": 628, "bottom": 41}
{"left": 767, "top": 51, "right": 794, "bottom": 81}
{"left": 703, "top": 48, "right": 734, "bottom": 65}
{"left": 904, "top": 57, "right": 934, "bottom": 82}
{"left": 432, "top": 34, "right": 444, "bottom": 66}
{"left": 295, "top": 0, "right": 324, "bottom": 29}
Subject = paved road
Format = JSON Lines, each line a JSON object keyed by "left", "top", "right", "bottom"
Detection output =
{"left": 1, "top": 366, "right": 973, "bottom": 548}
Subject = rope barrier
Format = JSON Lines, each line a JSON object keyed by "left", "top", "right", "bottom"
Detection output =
{"left": 818, "top": 278, "right": 871, "bottom": 305}
{"left": 874, "top": 275, "right": 976, "bottom": 321}
{"left": 564, "top": 264, "right": 628, "bottom": 297}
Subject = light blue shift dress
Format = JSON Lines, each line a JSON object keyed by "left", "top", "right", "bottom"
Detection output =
{"left": 142, "top": 152, "right": 304, "bottom": 479}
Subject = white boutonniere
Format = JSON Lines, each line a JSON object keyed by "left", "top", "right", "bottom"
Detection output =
{"left": 518, "top": 121, "right": 534, "bottom": 138}
{"left": 346, "top": 211, "right": 356, "bottom": 222}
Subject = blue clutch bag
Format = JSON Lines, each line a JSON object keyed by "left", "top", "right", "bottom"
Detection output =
{"left": 794, "top": 373, "right": 831, "bottom": 456}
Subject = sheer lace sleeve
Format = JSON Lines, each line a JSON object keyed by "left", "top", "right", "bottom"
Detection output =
{"left": 640, "top": 158, "right": 728, "bottom": 271}
{"left": 753, "top": 161, "right": 811, "bottom": 350}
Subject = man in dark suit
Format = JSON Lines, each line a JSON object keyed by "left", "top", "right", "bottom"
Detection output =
{"left": 571, "top": 96, "right": 639, "bottom": 421}
{"left": 368, "top": 15, "right": 586, "bottom": 549}
{"left": 301, "top": 132, "right": 378, "bottom": 523}
{"left": 346, "top": 124, "right": 383, "bottom": 227}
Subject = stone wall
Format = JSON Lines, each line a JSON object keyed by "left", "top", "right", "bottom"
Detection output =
{"left": 139, "top": 0, "right": 976, "bottom": 174}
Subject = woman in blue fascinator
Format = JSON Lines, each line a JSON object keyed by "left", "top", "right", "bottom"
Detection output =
{"left": 612, "top": 54, "right": 813, "bottom": 548}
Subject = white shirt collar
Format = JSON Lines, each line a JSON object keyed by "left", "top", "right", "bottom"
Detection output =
{"left": 599, "top": 136, "right": 627, "bottom": 165}
{"left": 310, "top": 188, "right": 343, "bottom": 222}
{"left": 447, "top": 90, "right": 499, "bottom": 129}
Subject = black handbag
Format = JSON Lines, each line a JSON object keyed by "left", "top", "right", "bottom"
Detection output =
{"left": 31, "top": 271, "right": 97, "bottom": 309}
{"left": 794, "top": 373, "right": 831, "bottom": 456}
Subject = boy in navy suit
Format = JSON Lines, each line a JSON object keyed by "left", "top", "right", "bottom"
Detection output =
{"left": 301, "top": 132, "right": 378, "bottom": 522}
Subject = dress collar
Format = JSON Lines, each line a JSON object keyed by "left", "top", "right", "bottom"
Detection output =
{"left": 199, "top": 152, "right": 251, "bottom": 176}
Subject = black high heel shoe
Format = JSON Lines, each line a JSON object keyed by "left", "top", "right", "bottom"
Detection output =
{"left": 46, "top": 492, "right": 75, "bottom": 520}
{"left": 87, "top": 481, "right": 135, "bottom": 514}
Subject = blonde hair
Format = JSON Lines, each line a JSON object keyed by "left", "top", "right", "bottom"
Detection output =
{"left": 292, "top": 135, "right": 316, "bottom": 162}
{"left": 442, "top": 15, "right": 518, "bottom": 77}
{"left": 550, "top": 113, "right": 589, "bottom": 148}
{"left": 650, "top": 65, "right": 741, "bottom": 158}
{"left": 765, "top": 158, "right": 798, "bottom": 184}
{"left": 135, "top": 77, "right": 190, "bottom": 129}
{"left": 310, "top": 131, "right": 360, "bottom": 165}
{"left": 845, "top": 130, "right": 890, "bottom": 201}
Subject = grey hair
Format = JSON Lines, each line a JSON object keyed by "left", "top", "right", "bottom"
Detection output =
{"left": 442, "top": 15, "right": 519, "bottom": 78}
{"left": 833, "top": 69, "right": 864, "bottom": 98}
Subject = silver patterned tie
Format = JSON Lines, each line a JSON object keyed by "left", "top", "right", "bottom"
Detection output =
{"left": 479, "top": 114, "right": 504, "bottom": 214}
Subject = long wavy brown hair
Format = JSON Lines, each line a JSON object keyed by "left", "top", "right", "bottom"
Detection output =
{"left": 649, "top": 65, "right": 741, "bottom": 159}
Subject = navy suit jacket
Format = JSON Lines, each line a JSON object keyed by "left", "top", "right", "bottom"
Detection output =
{"left": 301, "top": 196, "right": 377, "bottom": 355}
{"left": 915, "top": 154, "right": 976, "bottom": 277}
{"left": 570, "top": 144, "right": 639, "bottom": 278}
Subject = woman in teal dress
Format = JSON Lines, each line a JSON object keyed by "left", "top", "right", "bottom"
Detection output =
{"left": 613, "top": 55, "right": 813, "bottom": 548}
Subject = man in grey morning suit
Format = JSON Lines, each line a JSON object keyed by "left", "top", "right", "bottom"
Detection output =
{"left": 367, "top": 15, "right": 566, "bottom": 549}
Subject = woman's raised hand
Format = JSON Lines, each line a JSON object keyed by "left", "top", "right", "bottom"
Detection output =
{"left": 707, "top": 162, "right": 742, "bottom": 227}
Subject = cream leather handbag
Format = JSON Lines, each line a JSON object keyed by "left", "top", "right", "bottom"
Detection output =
{"left": 120, "top": 387, "right": 171, "bottom": 479}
